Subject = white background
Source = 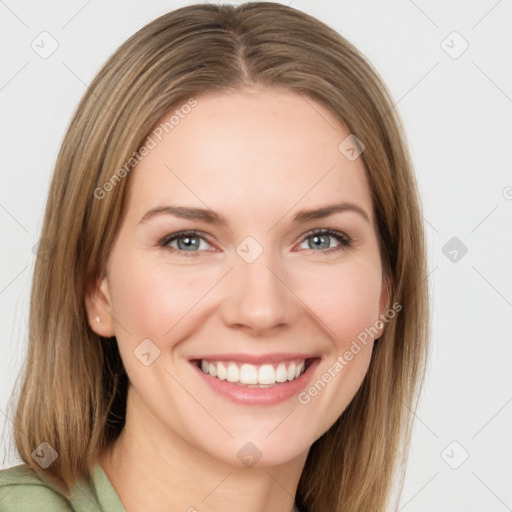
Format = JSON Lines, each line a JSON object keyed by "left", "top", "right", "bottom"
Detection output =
{"left": 1, "top": 1, "right": 511, "bottom": 511}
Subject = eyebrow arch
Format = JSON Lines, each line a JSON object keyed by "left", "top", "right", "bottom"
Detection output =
{"left": 291, "top": 203, "right": 370, "bottom": 224}
{"left": 139, "top": 205, "right": 226, "bottom": 225}
{"left": 139, "top": 202, "right": 370, "bottom": 226}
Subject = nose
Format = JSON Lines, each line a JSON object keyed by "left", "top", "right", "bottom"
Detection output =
{"left": 219, "top": 248, "right": 298, "bottom": 336}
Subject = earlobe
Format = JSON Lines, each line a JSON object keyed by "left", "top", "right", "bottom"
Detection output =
{"left": 84, "top": 275, "right": 116, "bottom": 337}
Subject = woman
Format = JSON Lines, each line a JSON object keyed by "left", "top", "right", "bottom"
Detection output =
{"left": 0, "top": 3, "right": 428, "bottom": 511}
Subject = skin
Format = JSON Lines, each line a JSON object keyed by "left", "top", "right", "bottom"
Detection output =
{"left": 86, "top": 86, "right": 389, "bottom": 512}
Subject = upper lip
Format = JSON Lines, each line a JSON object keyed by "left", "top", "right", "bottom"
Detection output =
{"left": 189, "top": 353, "right": 319, "bottom": 365}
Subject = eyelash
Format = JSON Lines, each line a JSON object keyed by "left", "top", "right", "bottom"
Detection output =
{"left": 158, "top": 229, "right": 352, "bottom": 257}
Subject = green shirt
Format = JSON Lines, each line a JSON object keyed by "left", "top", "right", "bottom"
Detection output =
{"left": 0, "top": 463, "right": 126, "bottom": 511}
{"left": 1, "top": 464, "right": 309, "bottom": 511}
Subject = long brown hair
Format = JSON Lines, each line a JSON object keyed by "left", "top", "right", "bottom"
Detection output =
{"left": 8, "top": 3, "right": 429, "bottom": 511}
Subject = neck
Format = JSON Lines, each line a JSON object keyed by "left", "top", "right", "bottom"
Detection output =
{"left": 99, "top": 385, "right": 307, "bottom": 512}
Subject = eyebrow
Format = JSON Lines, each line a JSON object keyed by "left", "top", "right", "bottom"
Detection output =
{"left": 139, "top": 202, "right": 370, "bottom": 226}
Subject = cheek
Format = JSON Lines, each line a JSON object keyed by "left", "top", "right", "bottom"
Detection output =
{"left": 298, "top": 261, "right": 382, "bottom": 347}
{"left": 108, "top": 252, "right": 216, "bottom": 339}
{"left": 292, "top": 262, "right": 382, "bottom": 436}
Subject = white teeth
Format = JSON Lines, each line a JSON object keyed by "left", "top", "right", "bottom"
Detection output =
{"left": 295, "top": 361, "right": 305, "bottom": 378}
{"left": 258, "top": 364, "right": 275, "bottom": 385}
{"left": 240, "top": 364, "right": 258, "bottom": 384}
{"left": 217, "top": 362, "right": 227, "bottom": 380}
{"left": 275, "top": 363, "right": 288, "bottom": 383}
{"left": 287, "top": 362, "right": 296, "bottom": 381}
{"left": 199, "top": 359, "right": 308, "bottom": 385}
{"left": 226, "top": 363, "right": 239, "bottom": 383}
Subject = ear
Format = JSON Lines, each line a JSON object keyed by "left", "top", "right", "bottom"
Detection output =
{"left": 84, "top": 274, "right": 116, "bottom": 337}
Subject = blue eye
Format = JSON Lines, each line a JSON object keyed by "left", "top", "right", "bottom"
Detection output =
{"left": 298, "top": 229, "right": 352, "bottom": 254}
{"left": 158, "top": 229, "right": 352, "bottom": 256}
{"left": 159, "top": 231, "right": 211, "bottom": 256}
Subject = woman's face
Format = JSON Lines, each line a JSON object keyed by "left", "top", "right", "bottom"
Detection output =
{"left": 88, "top": 87, "right": 389, "bottom": 468}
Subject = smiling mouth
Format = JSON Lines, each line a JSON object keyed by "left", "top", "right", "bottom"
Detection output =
{"left": 192, "top": 358, "right": 317, "bottom": 388}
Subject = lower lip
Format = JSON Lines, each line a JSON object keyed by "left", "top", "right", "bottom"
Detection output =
{"left": 190, "top": 358, "right": 320, "bottom": 406}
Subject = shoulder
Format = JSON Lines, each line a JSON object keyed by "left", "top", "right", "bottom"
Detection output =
{"left": 0, "top": 464, "right": 72, "bottom": 512}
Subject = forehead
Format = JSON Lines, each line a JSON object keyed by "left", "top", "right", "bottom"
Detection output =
{"left": 123, "top": 87, "right": 374, "bottom": 225}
